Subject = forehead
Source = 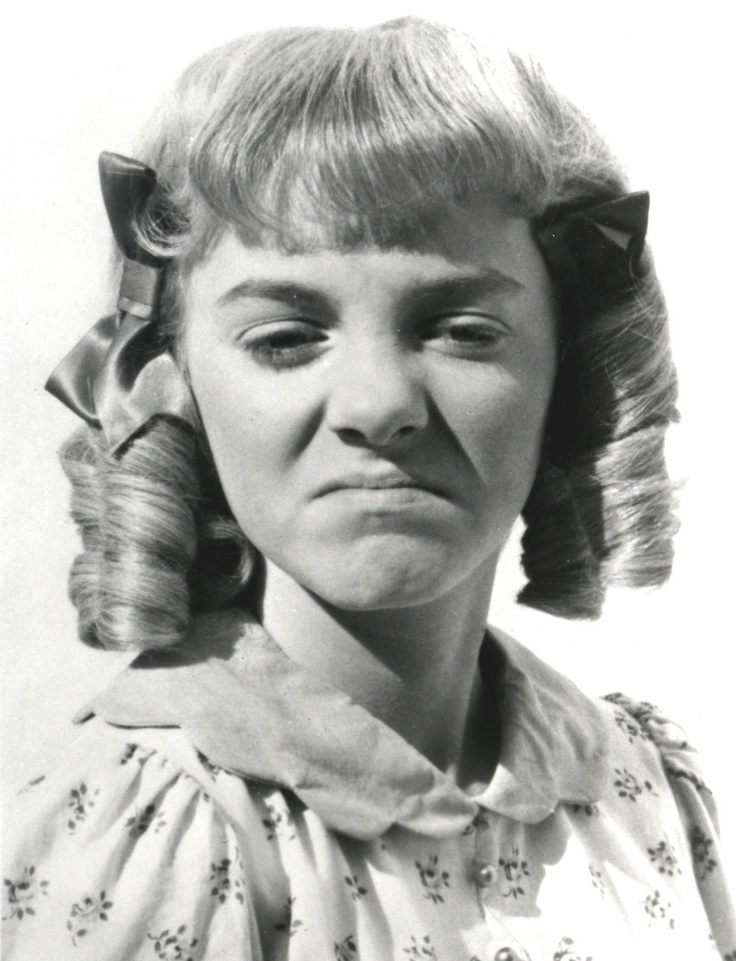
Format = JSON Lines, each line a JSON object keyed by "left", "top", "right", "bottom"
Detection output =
{"left": 184, "top": 197, "right": 553, "bottom": 306}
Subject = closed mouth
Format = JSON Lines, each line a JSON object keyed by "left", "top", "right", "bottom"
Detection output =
{"left": 315, "top": 473, "right": 444, "bottom": 497}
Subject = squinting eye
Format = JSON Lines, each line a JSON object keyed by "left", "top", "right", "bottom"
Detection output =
{"left": 423, "top": 315, "right": 507, "bottom": 357}
{"left": 238, "top": 321, "right": 328, "bottom": 370}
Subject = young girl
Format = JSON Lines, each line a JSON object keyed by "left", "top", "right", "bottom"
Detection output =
{"left": 3, "top": 17, "right": 733, "bottom": 961}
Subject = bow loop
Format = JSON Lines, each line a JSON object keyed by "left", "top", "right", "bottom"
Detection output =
{"left": 98, "top": 152, "right": 162, "bottom": 267}
{"left": 536, "top": 191, "right": 650, "bottom": 300}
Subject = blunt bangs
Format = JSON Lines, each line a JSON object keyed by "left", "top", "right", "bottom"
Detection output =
{"left": 137, "top": 18, "right": 625, "bottom": 262}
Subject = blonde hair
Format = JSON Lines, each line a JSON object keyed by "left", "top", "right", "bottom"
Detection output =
{"left": 136, "top": 19, "right": 623, "bottom": 265}
{"left": 61, "top": 17, "right": 678, "bottom": 648}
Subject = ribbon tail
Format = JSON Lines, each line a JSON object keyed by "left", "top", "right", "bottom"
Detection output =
{"left": 45, "top": 315, "right": 119, "bottom": 428}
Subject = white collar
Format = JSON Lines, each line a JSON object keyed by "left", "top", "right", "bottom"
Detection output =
{"left": 77, "top": 610, "right": 609, "bottom": 840}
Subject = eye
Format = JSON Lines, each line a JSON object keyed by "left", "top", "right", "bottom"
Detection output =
{"left": 237, "top": 320, "right": 329, "bottom": 370}
{"left": 422, "top": 314, "right": 508, "bottom": 358}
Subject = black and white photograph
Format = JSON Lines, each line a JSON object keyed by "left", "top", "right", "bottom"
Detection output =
{"left": 2, "top": 3, "right": 733, "bottom": 959}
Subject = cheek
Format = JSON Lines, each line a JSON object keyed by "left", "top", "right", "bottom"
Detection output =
{"left": 186, "top": 346, "right": 302, "bottom": 510}
{"left": 189, "top": 365, "right": 352, "bottom": 584}
{"left": 446, "top": 347, "right": 556, "bottom": 506}
{"left": 459, "top": 393, "right": 547, "bottom": 535}
{"left": 199, "top": 404, "right": 302, "bottom": 518}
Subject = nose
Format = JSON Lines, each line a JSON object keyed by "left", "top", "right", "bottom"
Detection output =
{"left": 325, "top": 340, "right": 429, "bottom": 448}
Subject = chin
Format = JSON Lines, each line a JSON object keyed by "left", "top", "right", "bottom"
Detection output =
{"left": 300, "top": 537, "right": 481, "bottom": 611}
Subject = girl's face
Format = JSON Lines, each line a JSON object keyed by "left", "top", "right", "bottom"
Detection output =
{"left": 182, "top": 199, "right": 558, "bottom": 610}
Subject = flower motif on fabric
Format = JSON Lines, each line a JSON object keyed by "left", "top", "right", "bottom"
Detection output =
{"left": 647, "top": 839, "right": 682, "bottom": 877}
{"left": 196, "top": 751, "right": 223, "bottom": 781}
{"left": 403, "top": 934, "right": 437, "bottom": 958}
{"left": 612, "top": 708, "right": 646, "bottom": 743}
{"left": 262, "top": 803, "right": 296, "bottom": 841}
{"left": 66, "top": 891, "right": 113, "bottom": 945}
{"left": 120, "top": 743, "right": 151, "bottom": 766}
{"left": 209, "top": 858, "right": 245, "bottom": 905}
{"left": 334, "top": 934, "right": 359, "bottom": 959}
{"left": 415, "top": 855, "right": 450, "bottom": 903}
{"left": 274, "top": 896, "right": 303, "bottom": 937}
{"left": 2, "top": 866, "right": 49, "bottom": 920}
{"left": 148, "top": 924, "right": 199, "bottom": 960}
{"left": 588, "top": 864, "right": 606, "bottom": 898}
{"left": 570, "top": 803, "right": 600, "bottom": 817}
{"left": 344, "top": 875, "right": 368, "bottom": 901}
{"left": 643, "top": 889, "right": 676, "bottom": 929}
{"left": 66, "top": 782, "right": 101, "bottom": 833}
{"left": 613, "top": 767, "right": 657, "bottom": 802}
{"left": 499, "top": 846, "right": 531, "bottom": 899}
{"left": 552, "top": 936, "right": 593, "bottom": 961}
{"left": 690, "top": 825, "right": 718, "bottom": 880}
{"left": 125, "top": 803, "right": 167, "bottom": 837}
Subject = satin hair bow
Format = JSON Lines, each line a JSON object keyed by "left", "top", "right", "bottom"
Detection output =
{"left": 45, "top": 153, "right": 193, "bottom": 453}
{"left": 535, "top": 190, "right": 650, "bottom": 301}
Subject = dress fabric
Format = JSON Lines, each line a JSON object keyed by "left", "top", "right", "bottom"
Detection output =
{"left": 3, "top": 611, "right": 734, "bottom": 961}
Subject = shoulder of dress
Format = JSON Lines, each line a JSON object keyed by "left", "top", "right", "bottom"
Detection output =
{"left": 8, "top": 716, "right": 272, "bottom": 833}
{"left": 602, "top": 692, "right": 689, "bottom": 746}
{"left": 1, "top": 716, "right": 282, "bottom": 961}
{"left": 599, "top": 692, "right": 714, "bottom": 801}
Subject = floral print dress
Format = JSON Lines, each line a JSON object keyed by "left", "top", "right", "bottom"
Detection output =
{"left": 3, "top": 611, "right": 734, "bottom": 960}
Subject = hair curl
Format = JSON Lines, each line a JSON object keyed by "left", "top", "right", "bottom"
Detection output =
{"left": 61, "top": 16, "right": 678, "bottom": 649}
{"left": 61, "top": 419, "right": 256, "bottom": 650}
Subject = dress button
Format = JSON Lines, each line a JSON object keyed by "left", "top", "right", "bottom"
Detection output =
{"left": 473, "top": 860, "right": 498, "bottom": 887}
{"left": 494, "top": 949, "right": 519, "bottom": 961}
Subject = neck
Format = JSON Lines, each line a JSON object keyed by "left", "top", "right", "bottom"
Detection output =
{"left": 260, "top": 558, "right": 499, "bottom": 783}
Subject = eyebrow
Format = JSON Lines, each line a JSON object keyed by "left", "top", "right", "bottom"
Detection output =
{"left": 217, "top": 281, "right": 330, "bottom": 312}
{"left": 399, "top": 270, "right": 523, "bottom": 315}
{"left": 215, "top": 268, "right": 523, "bottom": 313}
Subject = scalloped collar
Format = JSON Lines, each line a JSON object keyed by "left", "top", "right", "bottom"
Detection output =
{"left": 76, "top": 610, "right": 609, "bottom": 840}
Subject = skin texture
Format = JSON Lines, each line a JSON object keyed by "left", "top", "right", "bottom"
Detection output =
{"left": 182, "top": 199, "right": 558, "bottom": 779}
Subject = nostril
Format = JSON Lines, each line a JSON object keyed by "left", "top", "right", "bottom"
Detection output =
{"left": 335, "top": 427, "right": 366, "bottom": 444}
{"left": 334, "top": 421, "right": 419, "bottom": 448}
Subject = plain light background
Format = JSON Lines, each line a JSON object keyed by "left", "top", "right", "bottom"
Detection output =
{"left": 1, "top": 0, "right": 733, "bottom": 870}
